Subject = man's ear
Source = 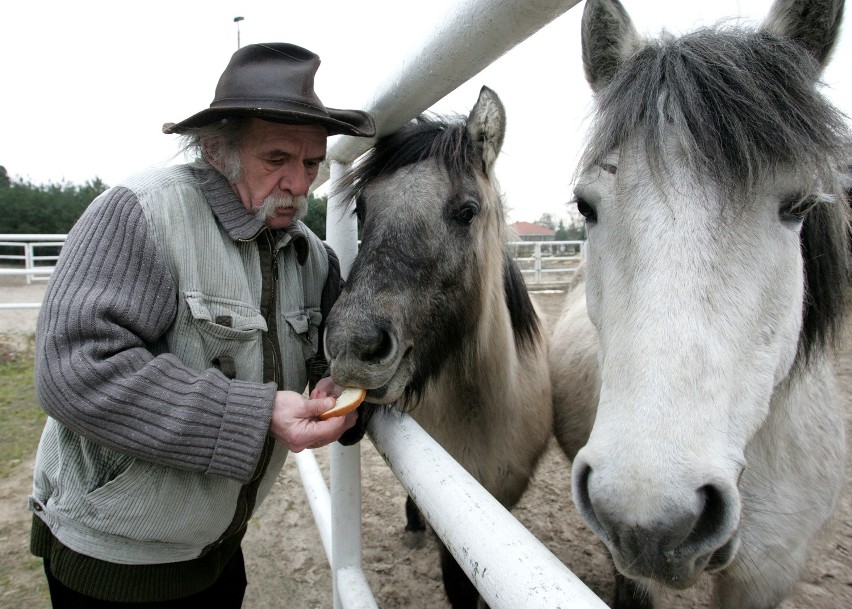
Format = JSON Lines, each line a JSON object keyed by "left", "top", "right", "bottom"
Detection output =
{"left": 202, "top": 138, "right": 225, "bottom": 173}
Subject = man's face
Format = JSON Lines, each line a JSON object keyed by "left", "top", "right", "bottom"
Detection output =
{"left": 231, "top": 119, "right": 328, "bottom": 229}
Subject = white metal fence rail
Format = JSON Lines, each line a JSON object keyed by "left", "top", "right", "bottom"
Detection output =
{"left": 369, "top": 408, "right": 606, "bottom": 608}
{"left": 509, "top": 239, "right": 585, "bottom": 284}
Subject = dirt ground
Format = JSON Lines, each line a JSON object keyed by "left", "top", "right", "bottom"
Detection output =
{"left": 1, "top": 280, "right": 849, "bottom": 608}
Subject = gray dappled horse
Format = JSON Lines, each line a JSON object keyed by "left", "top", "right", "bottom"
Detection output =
{"left": 325, "top": 87, "right": 552, "bottom": 609}
{"left": 549, "top": 0, "right": 850, "bottom": 608}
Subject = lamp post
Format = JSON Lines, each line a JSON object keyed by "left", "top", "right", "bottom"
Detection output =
{"left": 234, "top": 16, "right": 244, "bottom": 49}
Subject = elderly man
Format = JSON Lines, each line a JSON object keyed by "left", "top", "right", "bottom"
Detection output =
{"left": 28, "top": 42, "right": 374, "bottom": 607}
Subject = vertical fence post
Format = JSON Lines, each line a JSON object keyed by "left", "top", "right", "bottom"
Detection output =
{"left": 25, "top": 242, "right": 34, "bottom": 285}
{"left": 534, "top": 241, "right": 542, "bottom": 283}
{"left": 324, "top": 160, "right": 378, "bottom": 609}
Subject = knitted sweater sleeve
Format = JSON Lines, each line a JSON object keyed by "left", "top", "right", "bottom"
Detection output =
{"left": 34, "top": 187, "right": 276, "bottom": 484}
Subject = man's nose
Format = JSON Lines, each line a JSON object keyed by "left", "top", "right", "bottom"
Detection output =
{"left": 279, "top": 167, "right": 310, "bottom": 197}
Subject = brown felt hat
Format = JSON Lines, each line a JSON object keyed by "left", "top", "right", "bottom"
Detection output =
{"left": 163, "top": 42, "right": 375, "bottom": 137}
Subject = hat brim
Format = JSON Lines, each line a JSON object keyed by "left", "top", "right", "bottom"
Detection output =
{"left": 163, "top": 105, "right": 375, "bottom": 138}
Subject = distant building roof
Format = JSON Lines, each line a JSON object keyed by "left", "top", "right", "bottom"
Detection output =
{"left": 510, "top": 222, "right": 556, "bottom": 237}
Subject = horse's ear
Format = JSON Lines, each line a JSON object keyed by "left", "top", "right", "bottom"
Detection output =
{"left": 581, "top": 0, "right": 642, "bottom": 92}
{"left": 762, "top": 0, "right": 845, "bottom": 69}
{"left": 466, "top": 86, "right": 506, "bottom": 175}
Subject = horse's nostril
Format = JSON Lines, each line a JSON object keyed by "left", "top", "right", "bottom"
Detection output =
{"left": 681, "top": 484, "right": 731, "bottom": 554}
{"left": 571, "top": 460, "right": 611, "bottom": 545}
{"left": 352, "top": 324, "right": 397, "bottom": 364}
{"left": 364, "top": 328, "right": 395, "bottom": 363}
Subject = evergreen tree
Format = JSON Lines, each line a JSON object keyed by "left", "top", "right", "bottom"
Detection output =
{"left": 302, "top": 194, "right": 328, "bottom": 239}
{"left": 535, "top": 213, "right": 557, "bottom": 229}
{"left": 0, "top": 171, "right": 337, "bottom": 242}
{"left": 564, "top": 216, "right": 587, "bottom": 241}
{"left": 0, "top": 175, "right": 108, "bottom": 234}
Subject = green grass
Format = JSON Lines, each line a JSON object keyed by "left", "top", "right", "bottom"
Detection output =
{"left": 0, "top": 334, "right": 51, "bottom": 607}
{"left": 0, "top": 335, "right": 45, "bottom": 479}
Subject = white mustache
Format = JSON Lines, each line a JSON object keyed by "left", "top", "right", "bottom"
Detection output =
{"left": 253, "top": 193, "right": 308, "bottom": 222}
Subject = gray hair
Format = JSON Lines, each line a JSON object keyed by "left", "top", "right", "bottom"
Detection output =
{"left": 178, "top": 117, "right": 252, "bottom": 182}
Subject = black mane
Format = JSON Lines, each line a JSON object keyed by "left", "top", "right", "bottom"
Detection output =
{"left": 335, "top": 114, "right": 476, "bottom": 204}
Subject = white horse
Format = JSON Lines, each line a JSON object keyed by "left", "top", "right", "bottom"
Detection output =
{"left": 549, "top": 0, "right": 850, "bottom": 608}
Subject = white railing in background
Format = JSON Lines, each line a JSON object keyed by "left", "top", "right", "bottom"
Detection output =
{"left": 1, "top": 2, "right": 608, "bottom": 606}
{"left": 0, "top": 236, "right": 585, "bottom": 310}
{"left": 509, "top": 239, "right": 585, "bottom": 284}
{"left": 0, "top": 233, "right": 65, "bottom": 286}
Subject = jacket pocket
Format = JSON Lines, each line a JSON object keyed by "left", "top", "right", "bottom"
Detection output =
{"left": 84, "top": 458, "right": 240, "bottom": 546}
{"left": 173, "top": 292, "right": 267, "bottom": 381}
{"left": 283, "top": 307, "right": 322, "bottom": 361}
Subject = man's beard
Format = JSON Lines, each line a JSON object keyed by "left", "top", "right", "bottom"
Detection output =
{"left": 253, "top": 191, "right": 308, "bottom": 223}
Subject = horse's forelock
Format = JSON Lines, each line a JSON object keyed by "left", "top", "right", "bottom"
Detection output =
{"left": 581, "top": 26, "right": 850, "bottom": 197}
{"left": 334, "top": 114, "right": 479, "bottom": 205}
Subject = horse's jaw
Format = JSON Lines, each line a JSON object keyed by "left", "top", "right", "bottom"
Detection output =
{"left": 612, "top": 533, "right": 742, "bottom": 590}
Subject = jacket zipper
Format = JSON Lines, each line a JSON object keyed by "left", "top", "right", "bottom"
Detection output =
{"left": 208, "top": 228, "right": 280, "bottom": 550}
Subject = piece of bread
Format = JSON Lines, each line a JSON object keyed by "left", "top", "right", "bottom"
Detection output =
{"left": 319, "top": 387, "right": 367, "bottom": 420}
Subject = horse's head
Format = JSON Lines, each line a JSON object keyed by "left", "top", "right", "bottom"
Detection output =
{"left": 570, "top": 0, "right": 849, "bottom": 588}
{"left": 325, "top": 87, "right": 518, "bottom": 404}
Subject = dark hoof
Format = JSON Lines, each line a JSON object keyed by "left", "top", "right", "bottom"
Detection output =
{"left": 404, "top": 529, "right": 426, "bottom": 550}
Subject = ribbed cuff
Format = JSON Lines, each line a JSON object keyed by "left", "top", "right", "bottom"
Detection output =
{"left": 207, "top": 380, "right": 277, "bottom": 482}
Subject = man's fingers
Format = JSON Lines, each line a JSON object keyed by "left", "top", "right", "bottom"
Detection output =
{"left": 306, "top": 396, "right": 335, "bottom": 418}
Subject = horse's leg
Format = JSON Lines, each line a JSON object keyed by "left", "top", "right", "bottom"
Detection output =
{"left": 404, "top": 495, "right": 426, "bottom": 549}
{"left": 440, "top": 542, "right": 481, "bottom": 609}
{"left": 612, "top": 566, "right": 654, "bottom": 609}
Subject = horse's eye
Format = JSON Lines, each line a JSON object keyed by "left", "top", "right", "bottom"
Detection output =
{"left": 779, "top": 194, "right": 816, "bottom": 224}
{"left": 455, "top": 200, "right": 479, "bottom": 225}
{"left": 574, "top": 196, "right": 598, "bottom": 224}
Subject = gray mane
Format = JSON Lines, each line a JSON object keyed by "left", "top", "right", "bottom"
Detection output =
{"left": 582, "top": 24, "right": 851, "bottom": 364}
{"left": 582, "top": 26, "right": 849, "bottom": 194}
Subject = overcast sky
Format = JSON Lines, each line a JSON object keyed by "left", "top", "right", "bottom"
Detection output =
{"left": 2, "top": 0, "right": 849, "bottom": 225}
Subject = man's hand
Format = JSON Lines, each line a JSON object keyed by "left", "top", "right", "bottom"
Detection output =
{"left": 269, "top": 380, "right": 357, "bottom": 452}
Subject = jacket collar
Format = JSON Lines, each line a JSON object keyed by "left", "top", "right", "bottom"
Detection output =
{"left": 193, "top": 166, "right": 310, "bottom": 265}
